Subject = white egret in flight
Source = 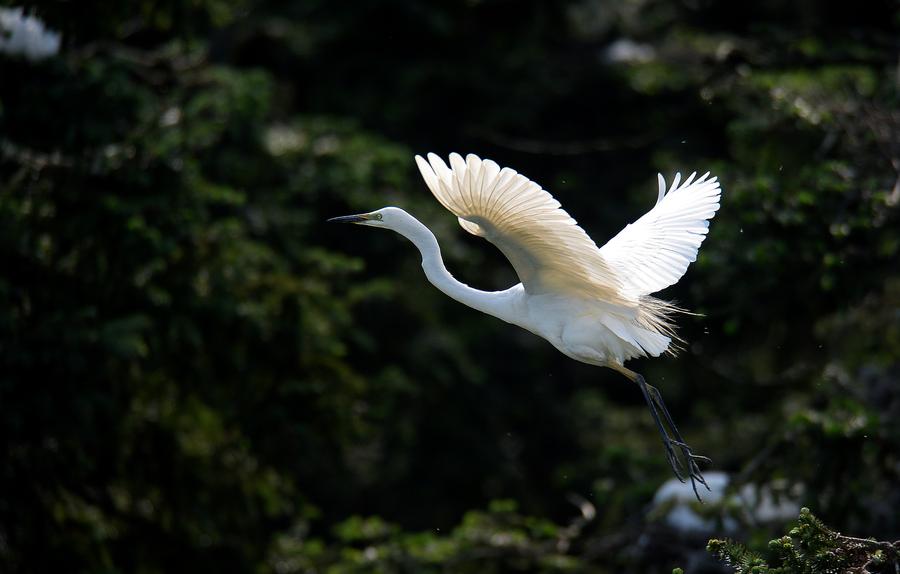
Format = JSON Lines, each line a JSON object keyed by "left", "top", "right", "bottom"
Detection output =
{"left": 329, "top": 153, "right": 721, "bottom": 499}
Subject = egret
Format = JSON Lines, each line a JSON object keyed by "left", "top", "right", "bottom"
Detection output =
{"left": 329, "top": 153, "right": 721, "bottom": 499}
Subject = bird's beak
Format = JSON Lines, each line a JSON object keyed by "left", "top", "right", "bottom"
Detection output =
{"left": 327, "top": 214, "right": 369, "bottom": 224}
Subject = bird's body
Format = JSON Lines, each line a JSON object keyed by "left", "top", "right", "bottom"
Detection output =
{"left": 424, "top": 279, "right": 664, "bottom": 367}
{"left": 372, "top": 206, "right": 668, "bottom": 366}
{"left": 329, "top": 152, "right": 722, "bottom": 499}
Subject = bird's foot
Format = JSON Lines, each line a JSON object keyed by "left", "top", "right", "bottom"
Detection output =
{"left": 669, "top": 438, "right": 712, "bottom": 500}
{"left": 626, "top": 371, "right": 713, "bottom": 502}
{"left": 661, "top": 436, "right": 687, "bottom": 481}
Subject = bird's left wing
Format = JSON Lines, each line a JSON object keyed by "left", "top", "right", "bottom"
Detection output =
{"left": 598, "top": 172, "right": 722, "bottom": 297}
{"left": 416, "top": 153, "right": 627, "bottom": 302}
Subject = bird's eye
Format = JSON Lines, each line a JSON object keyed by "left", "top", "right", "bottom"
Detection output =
{"left": 374, "top": 213, "right": 383, "bottom": 220}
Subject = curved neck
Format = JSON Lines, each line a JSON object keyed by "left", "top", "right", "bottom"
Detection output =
{"left": 390, "top": 215, "right": 514, "bottom": 321}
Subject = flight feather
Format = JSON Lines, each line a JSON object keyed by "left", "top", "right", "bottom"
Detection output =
{"left": 415, "top": 153, "right": 626, "bottom": 302}
{"left": 598, "top": 171, "right": 721, "bottom": 296}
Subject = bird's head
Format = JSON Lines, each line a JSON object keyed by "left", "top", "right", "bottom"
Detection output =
{"left": 327, "top": 206, "right": 410, "bottom": 230}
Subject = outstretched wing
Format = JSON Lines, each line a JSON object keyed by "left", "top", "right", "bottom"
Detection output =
{"left": 598, "top": 172, "right": 722, "bottom": 296}
{"left": 415, "top": 153, "right": 626, "bottom": 302}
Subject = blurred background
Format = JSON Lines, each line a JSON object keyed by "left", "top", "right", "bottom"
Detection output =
{"left": 1, "top": 0, "right": 898, "bottom": 572}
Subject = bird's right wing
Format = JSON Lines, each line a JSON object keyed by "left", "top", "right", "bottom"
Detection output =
{"left": 598, "top": 172, "right": 722, "bottom": 296}
{"left": 415, "top": 153, "right": 627, "bottom": 302}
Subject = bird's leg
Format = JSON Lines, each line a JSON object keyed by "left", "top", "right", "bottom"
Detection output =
{"left": 634, "top": 374, "right": 687, "bottom": 481}
{"left": 610, "top": 364, "right": 711, "bottom": 501}
{"left": 642, "top": 377, "right": 711, "bottom": 500}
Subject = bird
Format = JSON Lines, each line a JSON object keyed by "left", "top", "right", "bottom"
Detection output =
{"left": 329, "top": 153, "right": 722, "bottom": 500}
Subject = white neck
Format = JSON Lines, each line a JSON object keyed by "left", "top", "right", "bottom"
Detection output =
{"left": 387, "top": 213, "right": 517, "bottom": 322}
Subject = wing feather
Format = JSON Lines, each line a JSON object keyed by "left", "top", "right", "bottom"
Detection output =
{"left": 416, "top": 153, "right": 625, "bottom": 301}
{"left": 599, "top": 172, "right": 722, "bottom": 296}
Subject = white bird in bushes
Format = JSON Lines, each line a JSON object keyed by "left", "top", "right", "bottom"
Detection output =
{"left": 330, "top": 153, "right": 722, "bottom": 499}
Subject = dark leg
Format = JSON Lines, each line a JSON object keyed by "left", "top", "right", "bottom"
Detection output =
{"left": 610, "top": 364, "right": 711, "bottom": 501}
{"left": 634, "top": 374, "right": 687, "bottom": 481}
{"left": 639, "top": 375, "right": 711, "bottom": 501}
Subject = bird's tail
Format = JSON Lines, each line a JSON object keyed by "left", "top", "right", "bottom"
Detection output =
{"left": 637, "top": 296, "right": 689, "bottom": 356}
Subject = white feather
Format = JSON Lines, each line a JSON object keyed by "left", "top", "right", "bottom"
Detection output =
{"left": 599, "top": 172, "right": 722, "bottom": 296}
{"left": 415, "top": 153, "right": 628, "bottom": 303}
{"left": 413, "top": 152, "right": 722, "bottom": 360}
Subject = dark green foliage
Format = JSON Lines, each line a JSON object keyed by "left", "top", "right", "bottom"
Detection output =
{"left": 0, "top": 48, "right": 366, "bottom": 571}
{"left": 708, "top": 508, "right": 900, "bottom": 573}
{"left": 1, "top": 0, "right": 899, "bottom": 573}
{"left": 270, "top": 500, "right": 584, "bottom": 573}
